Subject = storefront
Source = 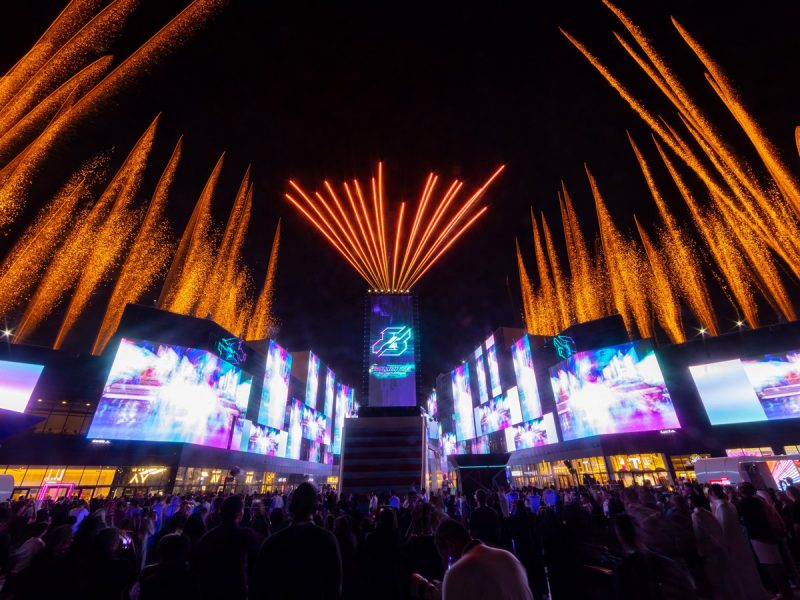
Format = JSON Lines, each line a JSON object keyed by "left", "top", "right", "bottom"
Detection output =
{"left": 607, "top": 453, "right": 669, "bottom": 487}
{"left": 1, "top": 465, "right": 118, "bottom": 500}
{"left": 670, "top": 454, "right": 711, "bottom": 481}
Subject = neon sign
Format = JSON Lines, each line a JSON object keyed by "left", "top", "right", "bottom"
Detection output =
{"left": 371, "top": 326, "right": 412, "bottom": 357}
{"left": 552, "top": 335, "right": 576, "bottom": 360}
{"left": 216, "top": 337, "right": 247, "bottom": 365}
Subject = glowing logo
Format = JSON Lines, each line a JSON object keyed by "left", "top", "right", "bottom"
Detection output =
{"left": 371, "top": 326, "right": 412, "bottom": 357}
{"left": 216, "top": 337, "right": 247, "bottom": 365}
{"left": 553, "top": 335, "right": 576, "bottom": 360}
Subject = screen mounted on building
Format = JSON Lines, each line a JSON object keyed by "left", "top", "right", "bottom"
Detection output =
{"left": 367, "top": 294, "right": 417, "bottom": 407}
{"left": 549, "top": 340, "right": 680, "bottom": 441}
{"left": 690, "top": 349, "right": 800, "bottom": 425}
{"left": 0, "top": 359, "right": 44, "bottom": 413}
{"left": 257, "top": 340, "right": 292, "bottom": 429}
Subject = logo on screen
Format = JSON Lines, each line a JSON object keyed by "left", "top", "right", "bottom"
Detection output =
{"left": 216, "top": 337, "right": 247, "bottom": 365}
{"left": 371, "top": 326, "right": 411, "bottom": 357}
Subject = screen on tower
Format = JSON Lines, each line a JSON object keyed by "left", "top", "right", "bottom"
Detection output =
{"left": 305, "top": 352, "right": 320, "bottom": 408}
{"left": 0, "top": 360, "right": 45, "bottom": 413}
{"left": 367, "top": 294, "right": 416, "bottom": 407}
{"left": 257, "top": 340, "right": 292, "bottom": 430}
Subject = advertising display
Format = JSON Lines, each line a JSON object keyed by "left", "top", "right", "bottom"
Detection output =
{"left": 426, "top": 390, "right": 438, "bottom": 419}
{"left": 87, "top": 338, "right": 252, "bottom": 448}
{"left": 257, "top": 340, "right": 292, "bottom": 429}
{"left": 504, "top": 413, "right": 559, "bottom": 451}
{"left": 550, "top": 341, "right": 680, "bottom": 441}
{"left": 305, "top": 352, "right": 320, "bottom": 408}
{"left": 245, "top": 422, "right": 288, "bottom": 456}
{"left": 451, "top": 364, "right": 476, "bottom": 441}
{"left": 0, "top": 359, "right": 45, "bottom": 413}
{"left": 474, "top": 346, "right": 489, "bottom": 404}
{"left": 511, "top": 335, "right": 543, "bottom": 422}
{"left": 286, "top": 401, "right": 304, "bottom": 459}
{"left": 473, "top": 387, "right": 523, "bottom": 436}
{"left": 368, "top": 294, "right": 416, "bottom": 407}
{"left": 332, "top": 383, "right": 352, "bottom": 454}
{"left": 689, "top": 350, "right": 800, "bottom": 425}
{"left": 324, "top": 368, "right": 335, "bottom": 418}
{"left": 485, "top": 335, "right": 502, "bottom": 398}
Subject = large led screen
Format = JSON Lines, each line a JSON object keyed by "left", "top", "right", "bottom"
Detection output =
{"left": 451, "top": 364, "right": 476, "bottom": 441}
{"left": 257, "top": 340, "right": 292, "bottom": 429}
{"left": 550, "top": 341, "right": 680, "bottom": 441}
{"left": 87, "top": 338, "right": 252, "bottom": 448}
{"left": 485, "top": 335, "right": 502, "bottom": 398}
{"left": 474, "top": 346, "right": 489, "bottom": 404}
{"left": 324, "top": 368, "right": 335, "bottom": 418}
{"left": 511, "top": 335, "right": 543, "bottom": 422}
{"left": 332, "top": 383, "right": 352, "bottom": 454}
{"left": 426, "top": 390, "right": 438, "bottom": 419}
{"left": 234, "top": 419, "right": 288, "bottom": 457}
{"left": 298, "top": 401, "right": 328, "bottom": 444}
{"left": 286, "top": 401, "right": 304, "bottom": 459}
{"left": 368, "top": 294, "right": 416, "bottom": 407}
{"left": 504, "top": 413, "right": 559, "bottom": 451}
{"left": 305, "top": 352, "right": 320, "bottom": 408}
{"left": 473, "top": 387, "right": 523, "bottom": 436}
{"left": 689, "top": 350, "right": 800, "bottom": 425}
{"left": 0, "top": 360, "right": 45, "bottom": 413}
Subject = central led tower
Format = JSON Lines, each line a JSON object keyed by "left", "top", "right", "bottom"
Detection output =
{"left": 364, "top": 291, "right": 420, "bottom": 408}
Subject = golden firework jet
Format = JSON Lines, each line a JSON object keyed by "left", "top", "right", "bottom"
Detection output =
{"left": 0, "top": 0, "right": 139, "bottom": 140}
{"left": 247, "top": 219, "right": 281, "bottom": 341}
{"left": 541, "top": 213, "right": 573, "bottom": 331}
{"left": 0, "top": 0, "right": 226, "bottom": 230}
{"left": 92, "top": 136, "right": 182, "bottom": 355}
{"left": 159, "top": 153, "right": 224, "bottom": 316}
{"left": 529, "top": 210, "right": 559, "bottom": 333}
{"left": 515, "top": 239, "right": 538, "bottom": 334}
{"left": 195, "top": 166, "right": 251, "bottom": 319}
{"left": 0, "top": 0, "right": 105, "bottom": 109}
{"left": 53, "top": 116, "right": 159, "bottom": 349}
{"left": 285, "top": 163, "right": 504, "bottom": 291}
{"left": 628, "top": 134, "right": 718, "bottom": 334}
{"left": 635, "top": 217, "right": 684, "bottom": 343}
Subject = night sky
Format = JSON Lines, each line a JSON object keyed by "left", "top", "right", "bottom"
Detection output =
{"left": 3, "top": 1, "right": 800, "bottom": 388}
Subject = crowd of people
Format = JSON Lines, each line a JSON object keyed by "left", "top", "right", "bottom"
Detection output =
{"left": 0, "top": 478, "right": 798, "bottom": 599}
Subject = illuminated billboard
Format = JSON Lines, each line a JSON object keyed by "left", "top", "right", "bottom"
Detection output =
{"left": 234, "top": 419, "right": 288, "bottom": 457}
{"left": 257, "top": 340, "right": 292, "bottom": 429}
{"left": 426, "top": 390, "right": 438, "bottom": 419}
{"left": 550, "top": 341, "right": 680, "bottom": 441}
{"left": 474, "top": 346, "right": 489, "bottom": 404}
{"left": 473, "top": 387, "right": 523, "bottom": 436}
{"left": 0, "top": 359, "right": 45, "bottom": 413}
{"left": 286, "top": 401, "right": 304, "bottom": 459}
{"left": 368, "top": 294, "right": 416, "bottom": 407}
{"left": 451, "top": 363, "right": 476, "bottom": 441}
{"left": 87, "top": 338, "right": 251, "bottom": 448}
{"left": 305, "top": 352, "right": 320, "bottom": 408}
{"left": 511, "top": 335, "right": 543, "bottom": 422}
{"left": 690, "top": 349, "right": 800, "bottom": 425}
{"left": 332, "top": 383, "right": 353, "bottom": 454}
{"left": 485, "top": 335, "right": 502, "bottom": 397}
{"left": 324, "top": 368, "right": 335, "bottom": 417}
{"left": 504, "top": 413, "right": 559, "bottom": 451}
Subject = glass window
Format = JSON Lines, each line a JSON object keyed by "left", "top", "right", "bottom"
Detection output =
{"left": 44, "top": 414, "right": 67, "bottom": 434}
{"left": 79, "top": 468, "right": 101, "bottom": 486}
{"left": 20, "top": 467, "right": 46, "bottom": 487}
{"left": 63, "top": 415, "right": 84, "bottom": 435}
{"left": 98, "top": 468, "right": 116, "bottom": 486}
{"left": 62, "top": 467, "right": 84, "bottom": 485}
{"left": 6, "top": 466, "right": 27, "bottom": 486}
{"left": 95, "top": 487, "right": 111, "bottom": 499}
{"left": 785, "top": 446, "right": 800, "bottom": 455}
{"left": 44, "top": 467, "right": 66, "bottom": 482}
{"left": 726, "top": 447, "right": 774, "bottom": 457}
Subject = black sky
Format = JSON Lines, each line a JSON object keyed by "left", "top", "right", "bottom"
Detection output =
{"left": 3, "top": 1, "right": 800, "bottom": 387}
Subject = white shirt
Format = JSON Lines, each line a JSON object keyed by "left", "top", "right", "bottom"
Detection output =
{"left": 443, "top": 542, "right": 533, "bottom": 600}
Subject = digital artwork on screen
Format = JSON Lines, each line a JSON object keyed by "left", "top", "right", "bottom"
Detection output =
{"left": 474, "top": 346, "right": 489, "bottom": 404}
{"left": 298, "top": 402, "right": 327, "bottom": 444}
{"left": 690, "top": 350, "right": 800, "bottom": 425}
{"left": 87, "top": 338, "right": 251, "bottom": 448}
{"left": 550, "top": 341, "right": 680, "bottom": 441}
{"left": 426, "top": 390, "right": 438, "bottom": 419}
{"left": 286, "top": 400, "right": 304, "bottom": 459}
{"left": 324, "top": 368, "right": 335, "bottom": 417}
{"left": 257, "top": 340, "right": 292, "bottom": 429}
{"left": 511, "top": 335, "right": 543, "bottom": 421}
{"left": 473, "top": 388, "right": 523, "bottom": 436}
{"left": 485, "top": 335, "right": 502, "bottom": 398}
{"left": 332, "top": 383, "right": 350, "bottom": 454}
{"left": 0, "top": 359, "right": 45, "bottom": 413}
{"left": 305, "top": 352, "right": 320, "bottom": 408}
{"left": 470, "top": 436, "right": 490, "bottom": 454}
{"left": 451, "top": 363, "right": 476, "bottom": 441}
{"left": 368, "top": 294, "right": 416, "bottom": 407}
{"left": 230, "top": 418, "right": 251, "bottom": 451}
{"left": 245, "top": 422, "right": 288, "bottom": 456}
{"left": 504, "top": 413, "right": 559, "bottom": 451}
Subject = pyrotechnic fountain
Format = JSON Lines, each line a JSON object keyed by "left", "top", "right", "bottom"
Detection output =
{"left": 0, "top": 0, "right": 280, "bottom": 353}
{"left": 519, "top": 1, "right": 800, "bottom": 341}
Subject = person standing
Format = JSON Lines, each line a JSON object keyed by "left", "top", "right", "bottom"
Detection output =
{"left": 469, "top": 489, "right": 500, "bottom": 546}
{"left": 254, "top": 482, "right": 342, "bottom": 599}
